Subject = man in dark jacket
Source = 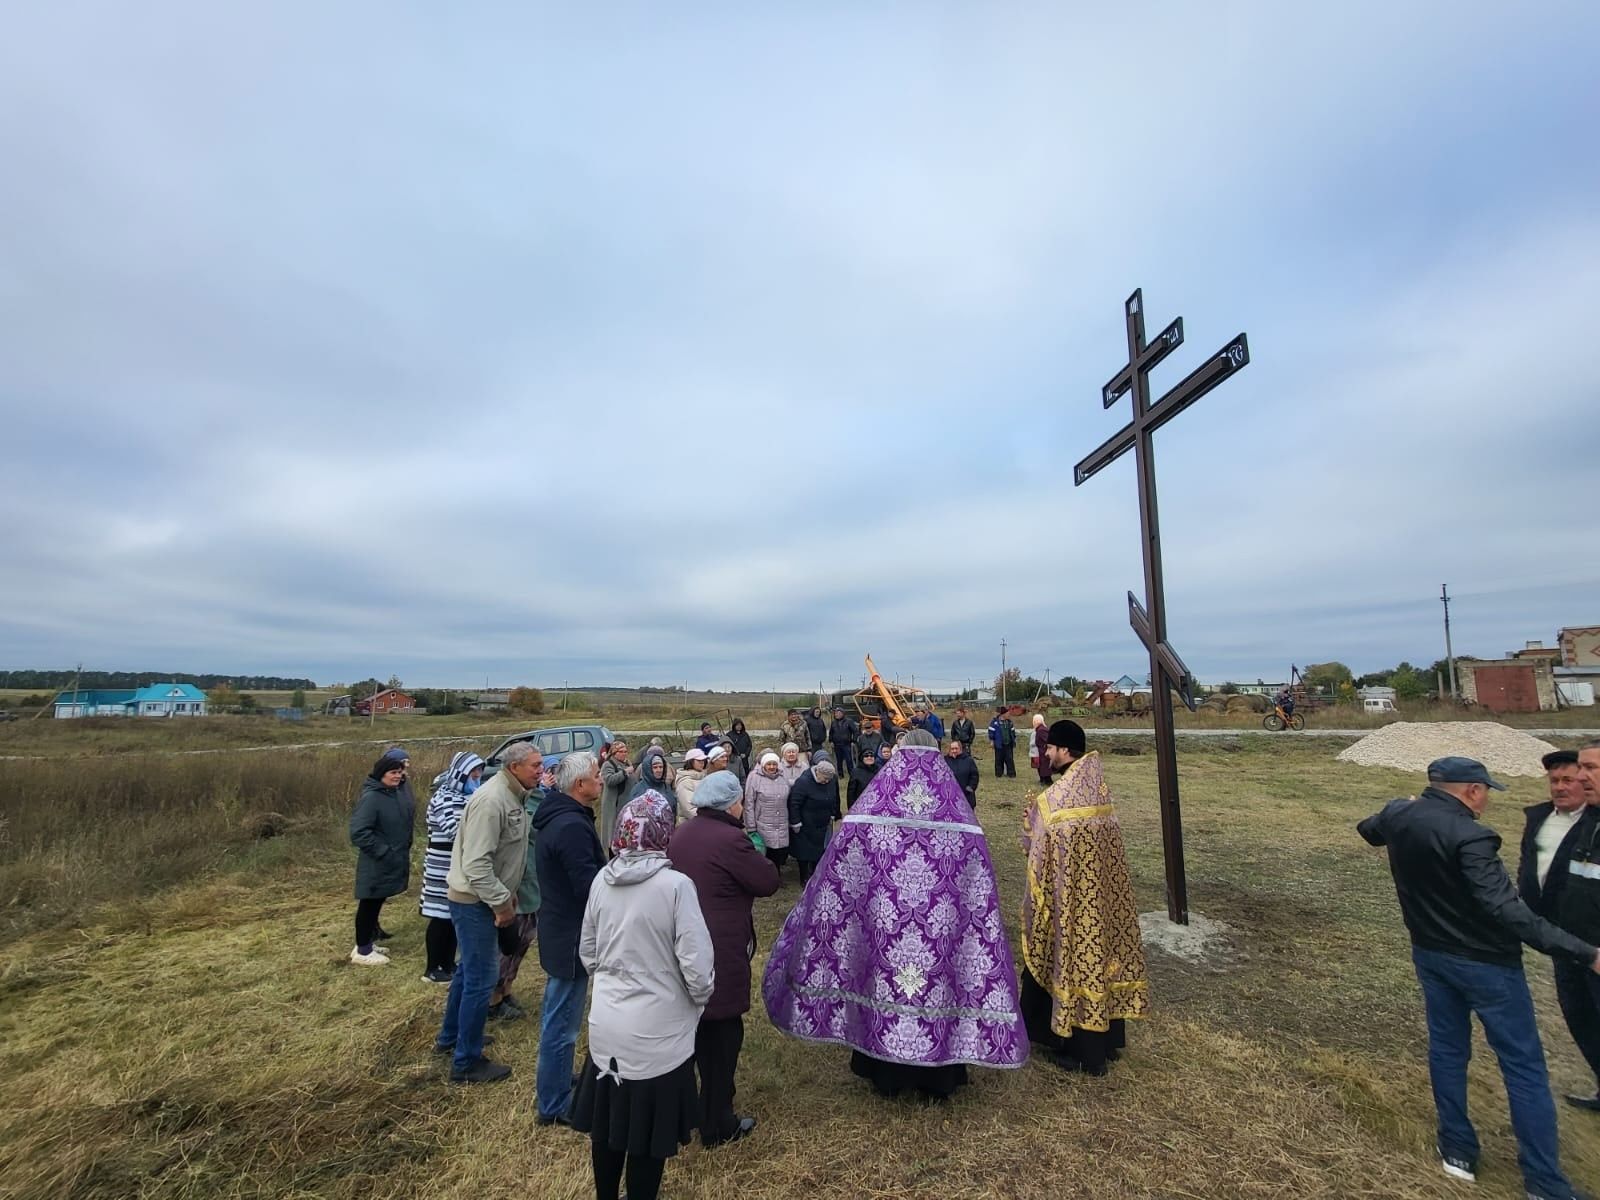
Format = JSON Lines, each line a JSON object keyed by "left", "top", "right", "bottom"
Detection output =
{"left": 804, "top": 707, "right": 828, "bottom": 756}
{"left": 946, "top": 738, "right": 979, "bottom": 810}
{"left": 1517, "top": 751, "right": 1589, "bottom": 916}
{"left": 532, "top": 751, "right": 607, "bottom": 1125}
{"left": 951, "top": 706, "right": 976, "bottom": 752}
{"left": 669, "top": 771, "right": 779, "bottom": 1147}
{"left": 1537, "top": 747, "right": 1600, "bottom": 1113}
{"left": 988, "top": 707, "right": 1016, "bottom": 778}
{"left": 828, "top": 706, "right": 859, "bottom": 777}
{"left": 1358, "top": 756, "right": 1600, "bottom": 1197}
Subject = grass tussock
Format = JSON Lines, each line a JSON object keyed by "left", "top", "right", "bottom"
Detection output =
{"left": 3, "top": 737, "right": 1600, "bottom": 1197}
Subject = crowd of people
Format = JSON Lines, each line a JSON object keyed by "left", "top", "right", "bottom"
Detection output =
{"left": 346, "top": 705, "right": 1600, "bottom": 1200}
{"left": 1360, "top": 740, "right": 1600, "bottom": 1200}
{"left": 346, "top": 707, "right": 1148, "bottom": 1200}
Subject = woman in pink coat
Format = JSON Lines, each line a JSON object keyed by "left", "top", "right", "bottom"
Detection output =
{"left": 742, "top": 751, "right": 793, "bottom": 875}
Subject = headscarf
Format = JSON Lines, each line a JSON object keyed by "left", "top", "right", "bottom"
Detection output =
{"left": 611, "top": 791, "right": 675, "bottom": 855}
{"left": 431, "top": 750, "right": 485, "bottom": 793}
{"left": 427, "top": 751, "right": 485, "bottom": 840}
{"left": 630, "top": 747, "right": 671, "bottom": 800}
{"left": 811, "top": 759, "right": 837, "bottom": 782}
{"left": 1032, "top": 714, "right": 1045, "bottom": 728}
{"left": 693, "top": 771, "right": 743, "bottom": 811}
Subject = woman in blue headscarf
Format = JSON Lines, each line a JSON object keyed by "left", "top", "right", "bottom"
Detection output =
{"left": 419, "top": 750, "right": 485, "bottom": 982}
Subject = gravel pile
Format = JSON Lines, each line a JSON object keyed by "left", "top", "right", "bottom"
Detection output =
{"left": 1335, "top": 721, "right": 1557, "bottom": 778}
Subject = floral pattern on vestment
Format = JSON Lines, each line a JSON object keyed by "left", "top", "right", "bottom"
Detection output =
{"left": 1020, "top": 751, "right": 1150, "bottom": 1035}
{"left": 762, "top": 747, "right": 1028, "bottom": 1069}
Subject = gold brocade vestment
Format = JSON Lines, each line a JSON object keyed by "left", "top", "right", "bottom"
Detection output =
{"left": 1020, "top": 751, "right": 1150, "bottom": 1035}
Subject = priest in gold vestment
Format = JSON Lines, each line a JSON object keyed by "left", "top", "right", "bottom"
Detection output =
{"left": 1019, "top": 720, "right": 1150, "bottom": 1075}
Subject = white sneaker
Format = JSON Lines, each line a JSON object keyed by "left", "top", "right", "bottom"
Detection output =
{"left": 350, "top": 947, "right": 389, "bottom": 966}
{"left": 1438, "top": 1145, "right": 1477, "bottom": 1183}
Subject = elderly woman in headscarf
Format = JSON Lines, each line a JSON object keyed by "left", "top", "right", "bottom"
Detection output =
{"left": 348, "top": 747, "right": 415, "bottom": 966}
{"left": 786, "top": 755, "right": 840, "bottom": 884}
{"left": 419, "top": 750, "right": 486, "bottom": 982}
{"left": 572, "top": 792, "right": 713, "bottom": 1200}
{"left": 743, "top": 750, "right": 793, "bottom": 875}
{"left": 630, "top": 746, "right": 674, "bottom": 811}
{"left": 778, "top": 742, "right": 808, "bottom": 786}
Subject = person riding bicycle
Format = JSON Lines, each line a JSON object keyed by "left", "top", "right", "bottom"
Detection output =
{"left": 1275, "top": 688, "right": 1296, "bottom": 718}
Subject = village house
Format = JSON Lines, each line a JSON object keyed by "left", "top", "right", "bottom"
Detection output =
{"left": 53, "top": 683, "right": 209, "bottom": 719}
{"left": 353, "top": 689, "right": 415, "bottom": 716}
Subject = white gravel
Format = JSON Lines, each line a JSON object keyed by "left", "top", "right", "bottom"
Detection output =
{"left": 1334, "top": 721, "right": 1558, "bottom": 778}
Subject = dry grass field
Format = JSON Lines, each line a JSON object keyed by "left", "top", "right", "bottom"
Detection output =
{"left": 3, "top": 732, "right": 1600, "bottom": 1199}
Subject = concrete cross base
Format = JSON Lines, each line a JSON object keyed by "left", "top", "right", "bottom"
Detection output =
{"left": 1138, "top": 910, "right": 1237, "bottom": 968}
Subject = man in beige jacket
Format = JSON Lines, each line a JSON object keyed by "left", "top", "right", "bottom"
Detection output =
{"left": 434, "top": 741, "right": 542, "bottom": 1084}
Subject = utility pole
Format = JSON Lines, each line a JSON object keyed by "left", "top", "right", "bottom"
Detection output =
{"left": 1000, "top": 639, "right": 1008, "bottom": 705}
{"left": 1441, "top": 584, "right": 1458, "bottom": 700}
{"left": 370, "top": 677, "right": 379, "bottom": 727}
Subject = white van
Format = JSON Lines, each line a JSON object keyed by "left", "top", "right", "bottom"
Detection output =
{"left": 1363, "top": 697, "right": 1397, "bottom": 714}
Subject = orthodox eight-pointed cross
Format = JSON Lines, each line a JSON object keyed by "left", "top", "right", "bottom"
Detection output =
{"left": 1073, "top": 289, "right": 1250, "bottom": 925}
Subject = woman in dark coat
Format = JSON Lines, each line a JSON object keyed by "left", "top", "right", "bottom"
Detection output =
{"left": 667, "top": 772, "right": 780, "bottom": 1147}
{"left": 847, "top": 741, "right": 883, "bottom": 809}
{"left": 726, "top": 718, "right": 753, "bottom": 778}
{"left": 348, "top": 748, "right": 415, "bottom": 965}
{"left": 786, "top": 759, "right": 840, "bottom": 884}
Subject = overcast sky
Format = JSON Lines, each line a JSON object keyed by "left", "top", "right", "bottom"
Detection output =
{"left": 2, "top": 3, "right": 1596, "bottom": 691}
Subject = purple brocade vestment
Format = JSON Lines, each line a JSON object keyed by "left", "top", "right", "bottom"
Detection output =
{"left": 761, "top": 746, "right": 1029, "bottom": 1069}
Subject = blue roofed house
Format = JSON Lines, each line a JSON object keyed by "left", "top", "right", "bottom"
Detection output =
{"left": 54, "top": 683, "right": 209, "bottom": 719}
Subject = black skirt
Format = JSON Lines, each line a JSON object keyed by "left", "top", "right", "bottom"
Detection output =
{"left": 1019, "top": 969, "right": 1125, "bottom": 1075}
{"left": 571, "top": 1054, "right": 699, "bottom": 1160}
{"left": 849, "top": 1051, "right": 969, "bottom": 1100}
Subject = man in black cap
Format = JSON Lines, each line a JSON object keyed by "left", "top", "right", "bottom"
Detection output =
{"left": 1359, "top": 756, "right": 1600, "bottom": 1198}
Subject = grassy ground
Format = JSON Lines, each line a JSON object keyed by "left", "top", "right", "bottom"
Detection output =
{"left": 4, "top": 702, "right": 1595, "bottom": 763}
{"left": 4, "top": 735, "right": 1600, "bottom": 1198}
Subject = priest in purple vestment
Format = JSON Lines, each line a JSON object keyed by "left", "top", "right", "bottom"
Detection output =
{"left": 761, "top": 730, "right": 1028, "bottom": 1100}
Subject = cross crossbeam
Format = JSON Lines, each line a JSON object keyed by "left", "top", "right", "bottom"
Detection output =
{"left": 1072, "top": 288, "right": 1251, "bottom": 925}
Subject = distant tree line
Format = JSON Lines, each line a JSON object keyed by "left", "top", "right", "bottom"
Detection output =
{"left": 0, "top": 669, "right": 317, "bottom": 691}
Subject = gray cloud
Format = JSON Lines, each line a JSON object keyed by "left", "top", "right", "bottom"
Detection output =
{"left": 2, "top": 3, "right": 1597, "bottom": 689}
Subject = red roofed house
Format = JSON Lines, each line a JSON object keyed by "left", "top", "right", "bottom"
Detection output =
{"left": 354, "top": 689, "right": 415, "bottom": 716}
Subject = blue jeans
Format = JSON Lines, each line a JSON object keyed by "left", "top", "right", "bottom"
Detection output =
{"left": 1411, "top": 946, "right": 1571, "bottom": 1196}
{"left": 436, "top": 900, "right": 499, "bottom": 1073}
{"left": 536, "top": 973, "right": 588, "bottom": 1119}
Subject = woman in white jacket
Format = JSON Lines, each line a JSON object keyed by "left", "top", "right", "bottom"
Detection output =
{"left": 572, "top": 790, "right": 714, "bottom": 1200}
{"left": 673, "top": 747, "right": 707, "bottom": 821}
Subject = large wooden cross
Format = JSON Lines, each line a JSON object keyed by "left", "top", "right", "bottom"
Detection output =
{"left": 1074, "top": 289, "right": 1250, "bottom": 924}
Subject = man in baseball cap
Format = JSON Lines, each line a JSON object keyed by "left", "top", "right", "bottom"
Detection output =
{"left": 1359, "top": 755, "right": 1600, "bottom": 1196}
